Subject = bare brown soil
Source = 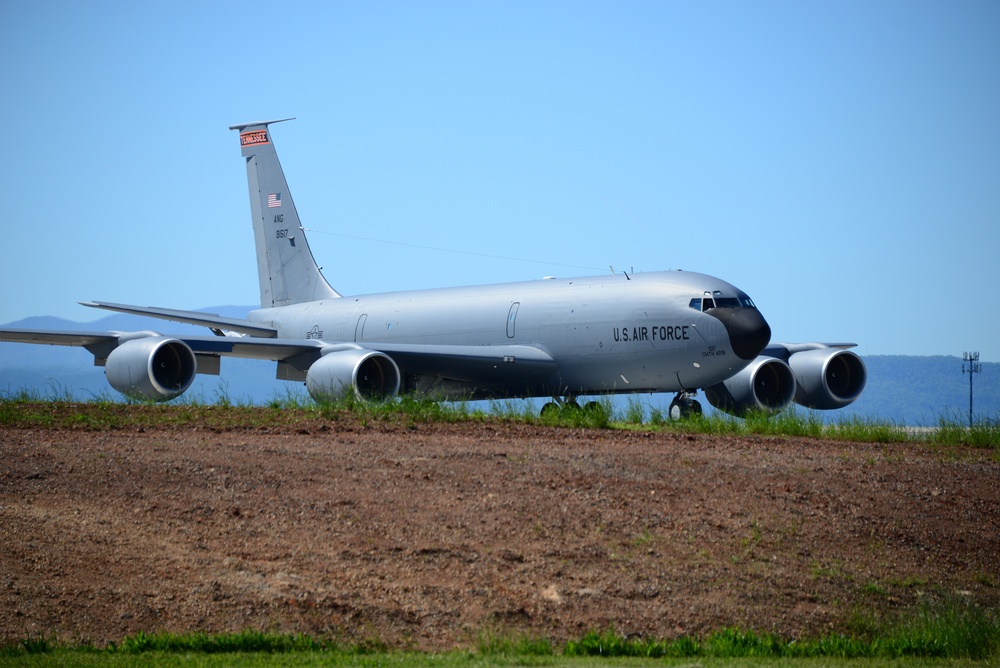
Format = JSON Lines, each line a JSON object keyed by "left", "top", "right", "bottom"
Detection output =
{"left": 1, "top": 407, "right": 998, "bottom": 650}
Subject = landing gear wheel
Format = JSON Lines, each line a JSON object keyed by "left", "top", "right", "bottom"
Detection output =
{"left": 582, "top": 400, "right": 610, "bottom": 421}
{"left": 541, "top": 396, "right": 581, "bottom": 418}
{"left": 669, "top": 393, "right": 703, "bottom": 420}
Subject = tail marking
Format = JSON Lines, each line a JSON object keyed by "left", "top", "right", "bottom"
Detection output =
{"left": 229, "top": 119, "right": 340, "bottom": 308}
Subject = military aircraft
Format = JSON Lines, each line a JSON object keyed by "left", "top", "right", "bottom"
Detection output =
{"left": 0, "top": 119, "right": 866, "bottom": 418}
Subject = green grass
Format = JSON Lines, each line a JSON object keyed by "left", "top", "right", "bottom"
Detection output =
{"left": 109, "top": 629, "right": 331, "bottom": 653}
{"left": 563, "top": 598, "right": 998, "bottom": 659}
{"left": 3, "top": 597, "right": 997, "bottom": 663}
{"left": 2, "top": 387, "right": 997, "bottom": 447}
{"left": 936, "top": 415, "right": 1000, "bottom": 448}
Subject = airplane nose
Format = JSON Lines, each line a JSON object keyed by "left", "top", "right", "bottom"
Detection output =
{"left": 706, "top": 307, "right": 771, "bottom": 361}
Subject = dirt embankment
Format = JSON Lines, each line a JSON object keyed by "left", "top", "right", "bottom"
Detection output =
{"left": 1, "top": 411, "right": 998, "bottom": 650}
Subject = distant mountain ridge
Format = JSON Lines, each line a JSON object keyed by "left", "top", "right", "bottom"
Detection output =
{"left": 836, "top": 355, "right": 998, "bottom": 426}
{"left": 2, "top": 309, "right": 997, "bottom": 426}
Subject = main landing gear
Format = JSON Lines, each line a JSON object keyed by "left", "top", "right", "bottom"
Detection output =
{"left": 540, "top": 396, "right": 605, "bottom": 417}
{"left": 540, "top": 393, "right": 702, "bottom": 421}
{"left": 668, "top": 391, "right": 703, "bottom": 420}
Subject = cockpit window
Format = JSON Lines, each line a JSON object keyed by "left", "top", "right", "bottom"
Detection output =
{"left": 690, "top": 296, "right": 716, "bottom": 311}
{"left": 689, "top": 291, "right": 758, "bottom": 311}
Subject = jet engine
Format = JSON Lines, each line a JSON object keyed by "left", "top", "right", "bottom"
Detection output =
{"left": 305, "top": 349, "right": 401, "bottom": 401}
{"left": 788, "top": 347, "right": 867, "bottom": 409}
{"left": 105, "top": 336, "right": 197, "bottom": 401}
{"left": 704, "top": 356, "right": 796, "bottom": 416}
{"left": 706, "top": 346, "right": 867, "bottom": 416}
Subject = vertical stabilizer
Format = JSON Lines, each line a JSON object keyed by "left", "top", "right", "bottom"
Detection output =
{"left": 230, "top": 119, "right": 340, "bottom": 307}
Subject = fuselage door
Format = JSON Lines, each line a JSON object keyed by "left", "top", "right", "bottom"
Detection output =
{"left": 506, "top": 302, "right": 520, "bottom": 339}
{"left": 355, "top": 314, "right": 367, "bottom": 342}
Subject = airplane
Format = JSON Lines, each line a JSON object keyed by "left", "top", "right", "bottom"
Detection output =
{"left": 0, "top": 119, "right": 866, "bottom": 419}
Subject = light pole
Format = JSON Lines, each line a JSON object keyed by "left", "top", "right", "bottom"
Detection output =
{"left": 962, "top": 352, "right": 981, "bottom": 428}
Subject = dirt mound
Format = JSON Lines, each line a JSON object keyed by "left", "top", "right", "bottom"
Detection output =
{"left": 1, "top": 409, "right": 997, "bottom": 650}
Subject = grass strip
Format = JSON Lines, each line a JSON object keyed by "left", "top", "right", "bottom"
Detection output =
{"left": 4, "top": 599, "right": 997, "bottom": 661}
{"left": 1, "top": 390, "right": 997, "bottom": 447}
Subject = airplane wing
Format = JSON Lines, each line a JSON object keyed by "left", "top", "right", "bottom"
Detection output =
{"left": 67, "top": 302, "right": 557, "bottom": 376}
{"left": 0, "top": 327, "right": 324, "bottom": 367}
{"left": 177, "top": 337, "right": 555, "bottom": 374}
{"left": 0, "top": 324, "right": 556, "bottom": 399}
{"left": 763, "top": 342, "right": 858, "bottom": 360}
{"left": 364, "top": 341, "right": 556, "bottom": 378}
{"left": 0, "top": 327, "right": 552, "bottom": 367}
{"left": 0, "top": 329, "right": 125, "bottom": 363}
{"left": 175, "top": 338, "right": 558, "bottom": 399}
{"left": 0, "top": 330, "right": 120, "bottom": 347}
{"left": 80, "top": 301, "right": 278, "bottom": 338}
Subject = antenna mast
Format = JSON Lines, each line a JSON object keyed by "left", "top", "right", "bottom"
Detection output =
{"left": 961, "top": 351, "right": 981, "bottom": 428}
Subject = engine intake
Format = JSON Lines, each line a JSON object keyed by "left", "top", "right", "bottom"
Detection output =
{"left": 105, "top": 336, "right": 197, "bottom": 401}
{"left": 306, "top": 349, "right": 401, "bottom": 402}
{"left": 788, "top": 348, "right": 867, "bottom": 409}
{"left": 704, "top": 356, "right": 796, "bottom": 416}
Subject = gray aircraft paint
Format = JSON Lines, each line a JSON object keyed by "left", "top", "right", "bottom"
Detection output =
{"left": 247, "top": 271, "right": 742, "bottom": 398}
{"left": 0, "top": 119, "right": 864, "bottom": 413}
{"left": 234, "top": 119, "right": 341, "bottom": 307}
{"left": 230, "top": 119, "right": 767, "bottom": 400}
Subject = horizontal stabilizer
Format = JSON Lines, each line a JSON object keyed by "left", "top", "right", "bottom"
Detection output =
{"left": 228, "top": 118, "right": 295, "bottom": 132}
{"left": 81, "top": 301, "right": 278, "bottom": 338}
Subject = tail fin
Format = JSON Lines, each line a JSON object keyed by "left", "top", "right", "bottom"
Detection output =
{"left": 230, "top": 118, "right": 340, "bottom": 307}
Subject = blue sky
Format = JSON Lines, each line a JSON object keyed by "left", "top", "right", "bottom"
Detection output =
{"left": 2, "top": 1, "right": 998, "bottom": 361}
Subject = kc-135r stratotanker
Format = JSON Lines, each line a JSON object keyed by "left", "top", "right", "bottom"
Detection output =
{"left": 0, "top": 119, "right": 866, "bottom": 418}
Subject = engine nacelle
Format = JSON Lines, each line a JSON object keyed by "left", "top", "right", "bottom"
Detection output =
{"left": 105, "top": 336, "right": 197, "bottom": 401}
{"left": 788, "top": 347, "right": 866, "bottom": 410}
{"left": 704, "top": 356, "right": 796, "bottom": 416}
{"left": 306, "top": 349, "right": 401, "bottom": 402}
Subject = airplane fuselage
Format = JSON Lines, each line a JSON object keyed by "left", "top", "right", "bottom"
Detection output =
{"left": 249, "top": 269, "right": 759, "bottom": 400}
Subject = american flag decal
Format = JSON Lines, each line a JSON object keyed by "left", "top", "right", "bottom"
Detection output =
{"left": 267, "top": 193, "right": 282, "bottom": 208}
